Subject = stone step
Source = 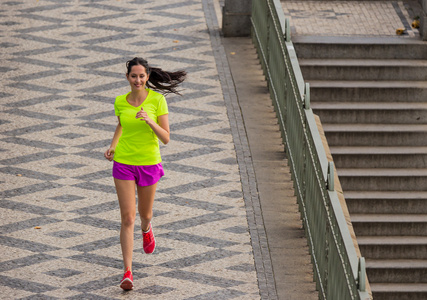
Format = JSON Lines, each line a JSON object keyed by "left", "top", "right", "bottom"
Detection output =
{"left": 370, "top": 283, "right": 427, "bottom": 300}
{"left": 293, "top": 34, "right": 427, "bottom": 298}
{"left": 337, "top": 168, "right": 427, "bottom": 191}
{"left": 344, "top": 191, "right": 427, "bottom": 214}
{"left": 357, "top": 236, "right": 427, "bottom": 259}
{"left": 300, "top": 59, "right": 427, "bottom": 81}
{"left": 322, "top": 123, "right": 427, "bottom": 146}
{"left": 312, "top": 102, "right": 427, "bottom": 124}
{"left": 293, "top": 36, "right": 427, "bottom": 60}
{"left": 309, "top": 80, "right": 427, "bottom": 102}
{"left": 366, "top": 259, "right": 427, "bottom": 283}
{"left": 293, "top": 36, "right": 427, "bottom": 300}
{"left": 351, "top": 214, "right": 427, "bottom": 236}
{"left": 330, "top": 146, "right": 427, "bottom": 168}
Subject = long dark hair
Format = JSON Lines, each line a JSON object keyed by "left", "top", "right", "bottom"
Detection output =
{"left": 126, "top": 57, "right": 186, "bottom": 95}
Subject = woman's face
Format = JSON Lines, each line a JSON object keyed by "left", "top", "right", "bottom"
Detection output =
{"left": 126, "top": 64, "right": 149, "bottom": 91}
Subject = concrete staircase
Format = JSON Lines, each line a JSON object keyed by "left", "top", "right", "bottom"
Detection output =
{"left": 294, "top": 36, "right": 427, "bottom": 300}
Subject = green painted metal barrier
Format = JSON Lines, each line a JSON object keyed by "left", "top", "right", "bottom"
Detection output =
{"left": 250, "top": 1, "right": 370, "bottom": 299}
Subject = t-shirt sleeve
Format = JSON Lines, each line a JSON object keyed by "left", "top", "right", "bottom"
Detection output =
{"left": 114, "top": 97, "right": 120, "bottom": 116}
{"left": 157, "top": 95, "right": 168, "bottom": 116}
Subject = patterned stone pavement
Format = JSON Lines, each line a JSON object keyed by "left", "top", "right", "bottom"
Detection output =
{"left": 0, "top": 0, "right": 265, "bottom": 299}
{"left": 281, "top": 0, "right": 421, "bottom": 38}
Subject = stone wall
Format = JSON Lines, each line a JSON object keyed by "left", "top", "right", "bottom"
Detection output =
{"left": 222, "top": 0, "right": 252, "bottom": 37}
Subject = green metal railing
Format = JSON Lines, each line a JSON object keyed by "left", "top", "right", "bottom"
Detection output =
{"left": 251, "top": 0, "right": 370, "bottom": 299}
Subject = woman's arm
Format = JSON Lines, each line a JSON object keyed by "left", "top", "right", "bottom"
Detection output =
{"left": 104, "top": 117, "right": 122, "bottom": 161}
{"left": 136, "top": 108, "right": 170, "bottom": 144}
{"left": 148, "top": 114, "right": 170, "bottom": 145}
{"left": 154, "top": 114, "right": 170, "bottom": 144}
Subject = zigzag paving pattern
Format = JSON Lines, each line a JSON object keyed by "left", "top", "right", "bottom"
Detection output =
{"left": 0, "top": 0, "right": 263, "bottom": 298}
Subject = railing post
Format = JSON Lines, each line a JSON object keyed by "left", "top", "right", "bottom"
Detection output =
{"left": 327, "top": 161, "right": 334, "bottom": 191}
{"left": 304, "top": 82, "right": 310, "bottom": 109}
{"left": 285, "top": 17, "right": 290, "bottom": 42}
{"left": 358, "top": 257, "right": 366, "bottom": 292}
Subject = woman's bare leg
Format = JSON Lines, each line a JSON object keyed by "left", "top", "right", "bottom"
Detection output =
{"left": 137, "top": 183, "right": 157, "bottom": 231}
{"left": 114, "top": 178, "right": 136, "bottom": 271}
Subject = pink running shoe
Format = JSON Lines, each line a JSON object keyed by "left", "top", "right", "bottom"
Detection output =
{"left": 120, "top": 268, "right": 133, "bottom": 290}
{"left": 142, "top": 223, "right": 156, "bottom": 254}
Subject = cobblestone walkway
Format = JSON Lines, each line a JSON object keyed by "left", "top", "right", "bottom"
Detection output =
{"left": 281, "top": 0, "right": 421, "bottom": 38}
{"left": 0, "top": 1, "right": 262, "bottom": 299}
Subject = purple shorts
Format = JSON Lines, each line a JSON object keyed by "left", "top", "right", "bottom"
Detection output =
{"left": 112, "top": 161, "right": 164, "bottom": 186}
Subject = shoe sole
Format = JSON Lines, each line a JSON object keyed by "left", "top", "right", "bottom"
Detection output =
{"left": 120, "top": 278, "right": 133, "bottom": 290}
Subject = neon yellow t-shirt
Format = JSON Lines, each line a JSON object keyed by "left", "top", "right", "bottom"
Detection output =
{"left": 113, "top": 89, "right": 168, "bottom": 166}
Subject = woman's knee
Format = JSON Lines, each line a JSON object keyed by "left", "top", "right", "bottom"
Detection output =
{"left": 121, "top": 214, "right": 135, "bottom": 227}
{"left": 139, "top": 211, "right": 152, "bottom": 222}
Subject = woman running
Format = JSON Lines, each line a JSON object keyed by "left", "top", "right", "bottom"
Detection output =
{"left": 104, "top": 57, "right": 186, "bottom": 290}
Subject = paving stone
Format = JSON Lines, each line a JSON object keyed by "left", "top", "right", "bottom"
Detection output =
{"left": 281, "top": 0, "right": 420, "bottom": 38}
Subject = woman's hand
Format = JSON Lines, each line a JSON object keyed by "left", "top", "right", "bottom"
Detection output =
{"left": 136, "top": 107, "right": 153, "bottom": 125}
{"left": 135, "top": 108, "right": 170, "bottom": 144}
{"left": 104, "top": 147, "right": 115, "bottom": 161}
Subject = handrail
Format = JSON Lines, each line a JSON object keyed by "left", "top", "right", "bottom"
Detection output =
{"left": 250, "top": 1, "right": 371, "bottom": 299}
